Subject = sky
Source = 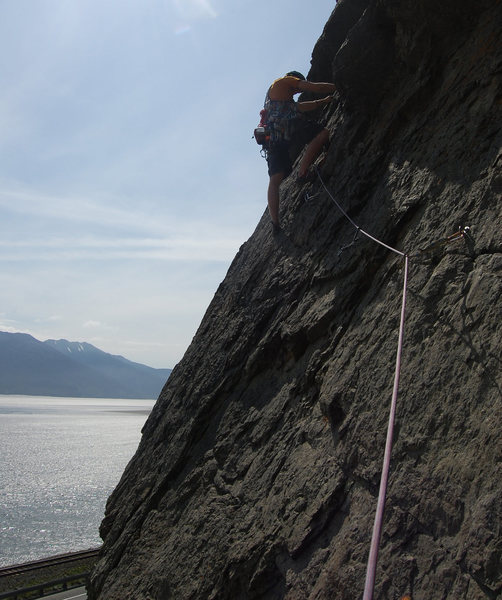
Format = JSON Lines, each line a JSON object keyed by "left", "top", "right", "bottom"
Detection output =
{"left": 0, "top": 0, "right": 336, "bottom": 369}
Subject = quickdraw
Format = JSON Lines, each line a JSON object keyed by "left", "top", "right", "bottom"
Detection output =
{"left": 415, "top": 226, "right": 472, "bottom": 255}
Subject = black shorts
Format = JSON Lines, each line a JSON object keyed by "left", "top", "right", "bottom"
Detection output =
{"left": 267, "top": 119, "right": 326, "bottom": 177}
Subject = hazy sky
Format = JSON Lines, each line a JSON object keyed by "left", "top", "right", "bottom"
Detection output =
{"left": 0, "top": 0, "right": 336, "bottom": 369}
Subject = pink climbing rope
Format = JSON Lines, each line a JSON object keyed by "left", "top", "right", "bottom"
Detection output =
{"left": 314, "top": 169, "right": 469, "bottom": 597}
{"left": 314, "top": 167, "right": 409, "bottom": 599}
{"left": 363, "top": 254, "right": 409, "bottom": 600}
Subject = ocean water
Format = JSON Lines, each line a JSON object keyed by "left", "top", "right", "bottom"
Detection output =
{"left": 0, "top": 395, "right": 155, "bottom": 567}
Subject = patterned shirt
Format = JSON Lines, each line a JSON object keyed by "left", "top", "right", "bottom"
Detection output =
{"left": 263, "top": 76, "right": 303, "bottom": 142}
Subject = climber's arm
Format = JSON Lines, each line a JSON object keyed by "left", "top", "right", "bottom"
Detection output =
{"left": 297, "top": 96, "right": 334, "bottom": 112}
{"left": 297, "top": 80, "right": 336, "bottom": 95}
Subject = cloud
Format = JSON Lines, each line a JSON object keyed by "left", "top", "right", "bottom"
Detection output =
{"left": 0, "top": 233, "right": 241, "bottom": 263}
{"left": 83, "top": 320, "right": 102, "bottom": 329}
{"left": 0, "top": 317, "right": 20, "bottom": 334}
{"left": 172, "top": 0, "right": 217, "bottom": 20}
{"left": 174, "top": 24, "right": 192, "bottom": 35}
{"left": 0, "top": 186, "right": 161, "bottom": 231}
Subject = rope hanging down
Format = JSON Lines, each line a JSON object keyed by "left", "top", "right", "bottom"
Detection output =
{"left": 313, "top": 165, "right": 407, "bottom": 600}
{"left": 312, "top": 167, "right": 469, "bottom": 600}
{"left": 363, "top": 254, "right": 408, "bottom": 600}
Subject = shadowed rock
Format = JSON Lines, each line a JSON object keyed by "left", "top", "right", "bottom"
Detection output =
{"left": 88, "top": 0, "right": 502, "bottom": 598}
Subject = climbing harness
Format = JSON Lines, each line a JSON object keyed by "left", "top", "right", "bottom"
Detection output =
{"left": 313, "top": 166, "right": 470, "bottom": 600}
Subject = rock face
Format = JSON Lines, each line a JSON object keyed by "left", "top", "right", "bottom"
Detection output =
{"left": 88, "top": 1, "right": 502, "bottom": 598}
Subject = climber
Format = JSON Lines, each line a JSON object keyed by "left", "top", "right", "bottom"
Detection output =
{"left": 262, "top": 71, "right": 336, "bottom": 231}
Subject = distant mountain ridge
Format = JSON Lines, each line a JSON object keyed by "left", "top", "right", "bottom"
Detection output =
{"left": 0, "top": 331, "right": 171, "bottom": 399}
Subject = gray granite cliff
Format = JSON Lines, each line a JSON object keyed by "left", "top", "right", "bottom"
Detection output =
{"left": 88, "top": 0, "right": 502, "bottom": 598}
